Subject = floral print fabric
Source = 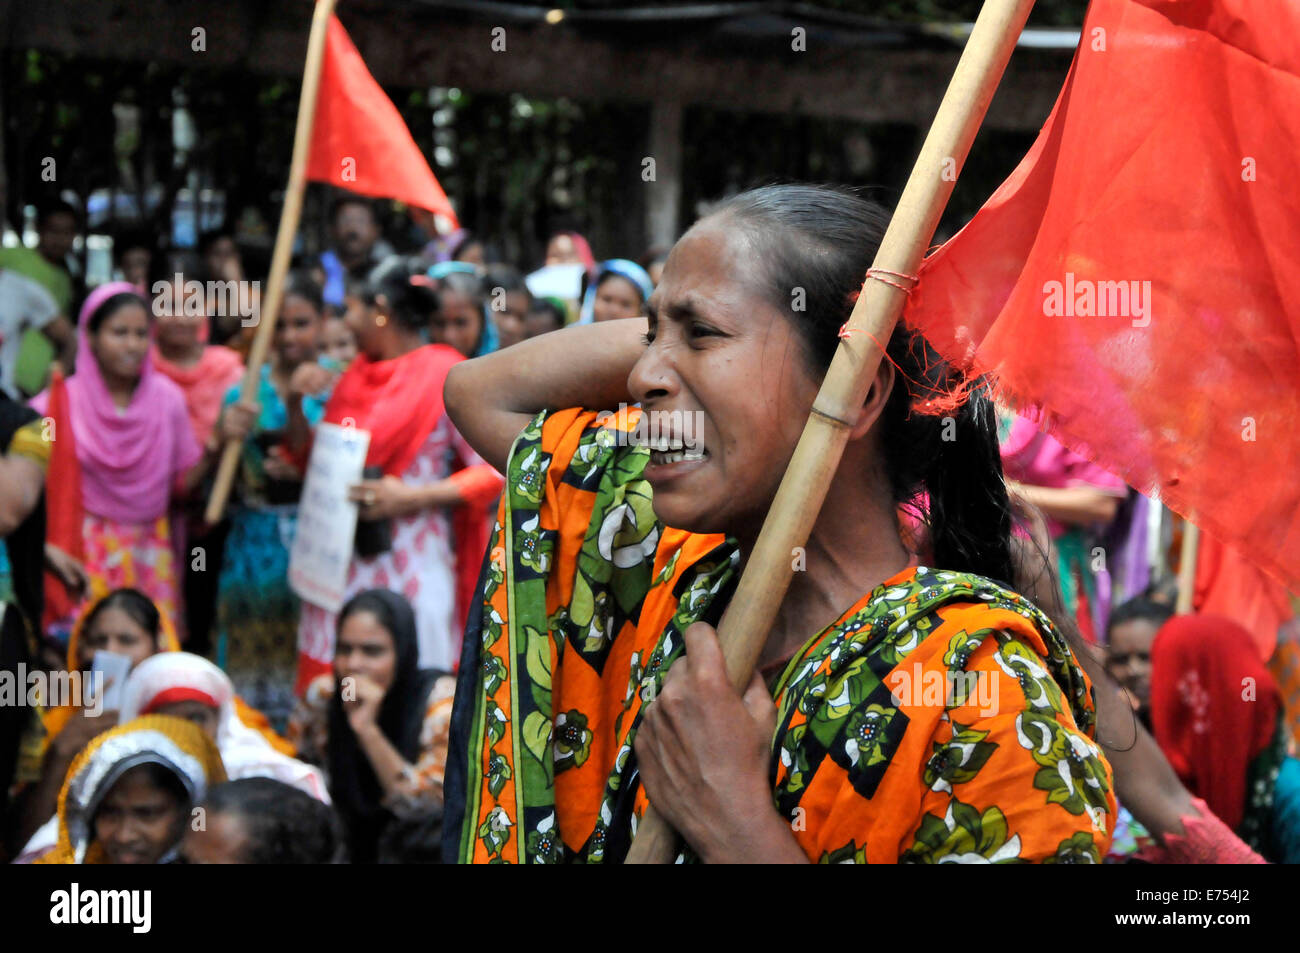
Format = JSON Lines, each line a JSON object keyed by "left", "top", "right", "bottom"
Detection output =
{"left": 454, "top": 407, "right": 1115, "bottom": 863}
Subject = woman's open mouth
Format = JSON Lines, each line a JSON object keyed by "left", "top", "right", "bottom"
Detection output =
{"left": 647, "top": 434, "right": 708, "bottom": 467}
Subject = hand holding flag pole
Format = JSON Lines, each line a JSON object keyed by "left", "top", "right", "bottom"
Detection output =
{"left": 205, "top": 0, "right": 339, "bottom": 524}
{"left": 625, "top": 0, "right": 1037, "bottom": 864}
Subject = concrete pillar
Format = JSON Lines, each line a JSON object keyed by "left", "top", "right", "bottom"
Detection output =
{"left": 646, "top": 97, "right": 682, "bottom": 249}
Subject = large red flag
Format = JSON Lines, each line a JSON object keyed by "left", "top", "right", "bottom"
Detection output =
{"left": 905, "top": 0, "right": 1300, "bottom": 589}
{"left": 307, "top": 14, "right": 458, "bottom": 224}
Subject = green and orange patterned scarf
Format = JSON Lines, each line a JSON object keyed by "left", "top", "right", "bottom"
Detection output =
{"left": 454, "top": 407, "right": 1114, "bottom": 863}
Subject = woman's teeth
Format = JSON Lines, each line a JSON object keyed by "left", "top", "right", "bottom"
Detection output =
{"left": 649, "top": 443, "right": 707, "bottom": 466}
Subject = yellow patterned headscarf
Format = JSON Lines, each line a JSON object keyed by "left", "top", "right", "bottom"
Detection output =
{"left": 37, "top": 715, "right": 226, "bottom": 864}
{"left": 41, "top": 590, "right": 181, "bottom": 740}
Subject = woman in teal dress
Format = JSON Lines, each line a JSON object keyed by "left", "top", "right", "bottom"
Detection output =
{"left": 214, "top": 274, "right": 335, "bottom": 729}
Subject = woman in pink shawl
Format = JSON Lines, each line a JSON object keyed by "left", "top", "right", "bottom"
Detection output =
{"left": 31, "top": 283, "right": 207, "bottom": 631}
{"left": 1000, "top": 409, "right": 1128, "bottom": 641}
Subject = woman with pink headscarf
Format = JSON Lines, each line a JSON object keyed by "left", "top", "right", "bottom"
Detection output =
{"left": 30, "top": 283, "right": 210, "bottom": 630}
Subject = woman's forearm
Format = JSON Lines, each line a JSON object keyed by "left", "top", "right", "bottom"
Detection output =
{"left": 353, "top": 723, "right": 412, "bottom": 801}
{"left": 285, "top": 395, "right": 313, "bottom": 455}
{"left": 1008, "top": 481, "right": 1121, "bottom": 528}
{"left": 445, "top": 318, "right": 647, "bottom": 472}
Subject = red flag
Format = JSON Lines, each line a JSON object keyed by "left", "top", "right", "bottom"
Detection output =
{"left": 905, "top": 0, "right": 1300, "bottom": 589}
{"left": 42, "top": 366, "right": 84, "bottom": 632}
{"left": 307, "top": 14, "right": 458, "bottom": 224}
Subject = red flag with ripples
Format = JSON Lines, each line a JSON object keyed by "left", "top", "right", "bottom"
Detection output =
{"left": 905, "top": 0, "right": 1300, "bottom": 589}
{"left": 307, "top": 14, "right": 458, "bottom": 223}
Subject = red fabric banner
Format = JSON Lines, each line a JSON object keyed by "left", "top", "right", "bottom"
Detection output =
{"left": 307, "top": 14, "right": 459, "bottom": 224}
{"left": 42, "top": 366, "right": 84, "bottom": 632}
{"left": 905, "top": 0, "right": 1300, "bottom": 589}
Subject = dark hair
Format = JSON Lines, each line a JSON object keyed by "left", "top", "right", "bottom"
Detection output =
{"left": 354, "top": 256, "right": 440, "bottom": 333}
{"left": 711, "top": 183, "right": 1014, "bottom": 585}
{"left": 112, "top": 226, "right": 155, "bottom": 263}
{"left": 640, "top": 244, "right": 671, "bottom": 271}
{"left": 84, "top": 587, "right": 162, "bottom": 643}
{"left": 200, "top": 778, "right": 339, "bottom": 864}
{"left": 331, "top": 196, "right": 375, "bottom": 226}
{"left": 197, "top": 228, "right": 235, "bottom": 257}
{"left": 1107, "top": 597, "right": 1174, "bottom": 639}
{"left": 438, "top": 269, "right": 484, "bottom": 306}
{"left": 37, "top": 198, "right": 77, "bottom": 229}
{"left": 85, "top": 291, "right": 149, "bottom": 335}
{"left": 95, "top": 761, "right": 189, "bottom": 833}
{"left": 330, "top": 589, "right": 437, "bottom": 863}
{"left": 527, "top": 297, "right": 566, "bottom": 331}
{"left": 484, "top": 264, "right": 528, "bottom": 295}
{"left": 282, "top": 270, "right": 325, "bottom": 315}
{"left": 595, "top": 270, "right": 647, "bottom": 303}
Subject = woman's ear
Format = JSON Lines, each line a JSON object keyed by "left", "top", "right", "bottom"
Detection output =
{"left": 849, "top": 358, "right": 895, "bottom": 441}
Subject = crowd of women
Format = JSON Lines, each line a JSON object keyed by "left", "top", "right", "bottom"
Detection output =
{"left": 1, "top": 185, "right": 1297, "bottom": 864}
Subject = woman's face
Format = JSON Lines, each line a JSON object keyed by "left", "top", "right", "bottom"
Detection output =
{"left": 119, "top": 248, "right": 152, "bottom": 289}
{"left": 342, "top": 294, "right": 381, "bottom": 358}
{"left": 274, "top": 293, "right": 321, "bottom": 367}
{"left": 1106, "top": 619, "right": 1159, "bottom": 712}
{"left": 494, "top": 291, "right": 530, "bottom": 349}
{"left": 334, "top": 611, "right": 398, "bottom": 693}
{"left": 153, "top": 700, "right": 221, "bottom": 740}
{"left": 545, "top": 234, "right": 580, "bottom": 267}
{"left": 627, "top": 221, "right": 820, "bottom": 536}
{"left": 182, "top": 810, "right": 249, "bottom": 864}
{"left": 430, "top": 290, "right": 483, "bottom": 357}
{"left": 89, "top": 303, "right": 151, "bottom": 384}
{"left": 592, "top": 275, "right": 643, "bottom": 323}
{"left": 320, "top": 316, "right": 358, "bottom": 365}
{"left": 93, "top": 765, "right": 188, "bottom": 865}
{"left": 153, "top": 283, "right": 204, "bottom": 350}
{"left": 78, "top": 606, "right": 159, "bottom": 671}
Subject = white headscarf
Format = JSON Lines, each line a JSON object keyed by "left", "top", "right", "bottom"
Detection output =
{"left": 119, "top": 653, "right": 330, "bottom": 803}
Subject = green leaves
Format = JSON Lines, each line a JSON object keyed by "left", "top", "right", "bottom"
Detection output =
{"left": 922, "top": 722, "right": 997, "bottom": 794}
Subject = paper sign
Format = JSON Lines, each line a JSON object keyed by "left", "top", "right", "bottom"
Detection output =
{"left": 90, "top": 650, "right": 132, "bottom": 712}
{"left": 289, "top": 422, "right": 370, "bottom": 613}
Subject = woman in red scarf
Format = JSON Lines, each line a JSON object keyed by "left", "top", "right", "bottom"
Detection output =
{"left": 150, "top": 275, "right": 246, "bottom": 648}
{"left": 295, "top": 258, "right": 502, "bottom": 691}
{"left": 1150, "top": 614, "right": 1300, "bottom": 862}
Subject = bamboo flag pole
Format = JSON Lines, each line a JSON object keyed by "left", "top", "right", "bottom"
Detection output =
{"left": 205, "top": 0, "right": 339, "bottom": 524}
{"left": 625, "top": 0, "right": 1038, "bottom": 864}
{"left": 1175, "top": 520, "right": 1199, "bottom": 614}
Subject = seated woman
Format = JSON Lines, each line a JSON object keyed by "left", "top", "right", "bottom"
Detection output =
{"left": 293, "top": 589, "right": 455, "bottom": 863}
{"left": 32, "top": 714, "right": 225, "bottom": 864}
{"left": 16, "top": 588, "right": 178, "bottom": 848}
{"left": 443, "top": 183, "right": 1116, "bottom": 863}
{"left": 19, "top": 589, "right": 292, "bottom": 852}
{"left": 1149, "top": 613, "right": 1300, "bottom": 863}
{"left": 183, "top": 777, "right": 339, "bottom": 864}
{"left": 118, "top": 653, "right": 328, "bottom": 802}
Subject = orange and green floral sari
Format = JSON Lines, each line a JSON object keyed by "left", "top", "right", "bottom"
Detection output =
{"left": 451, "top": 408, "right": 1115, "bottom": 863}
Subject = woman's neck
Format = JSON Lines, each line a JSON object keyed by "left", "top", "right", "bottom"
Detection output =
{"left": 371, "top": 330, "right": 423, "bottom": 362}
{"left": 736, "top": 454, "right": 911, "bottom": 671}
{"left": 156, "top": 336, "right": 203, "bottom": 366}
{"left": 102, "top": 371, "right": 140, "bottom": 409}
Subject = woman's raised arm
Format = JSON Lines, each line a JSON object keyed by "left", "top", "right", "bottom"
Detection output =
{"left": 443, "top": 317, "right": 647, "bottom": 473}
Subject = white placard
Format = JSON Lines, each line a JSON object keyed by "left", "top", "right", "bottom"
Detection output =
{"left": 289, "top": 422, "right": 370, "bottom": 613}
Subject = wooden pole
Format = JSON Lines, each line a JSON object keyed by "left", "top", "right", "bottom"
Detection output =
{"left": 204, "top": 0, "right": 338, "bottom": 524}
{"left": 1175, "top": 520, "right": 1199, "bottom": 614}
{"left": 625, "top": 0, "right": 1038, "bottom": 864}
